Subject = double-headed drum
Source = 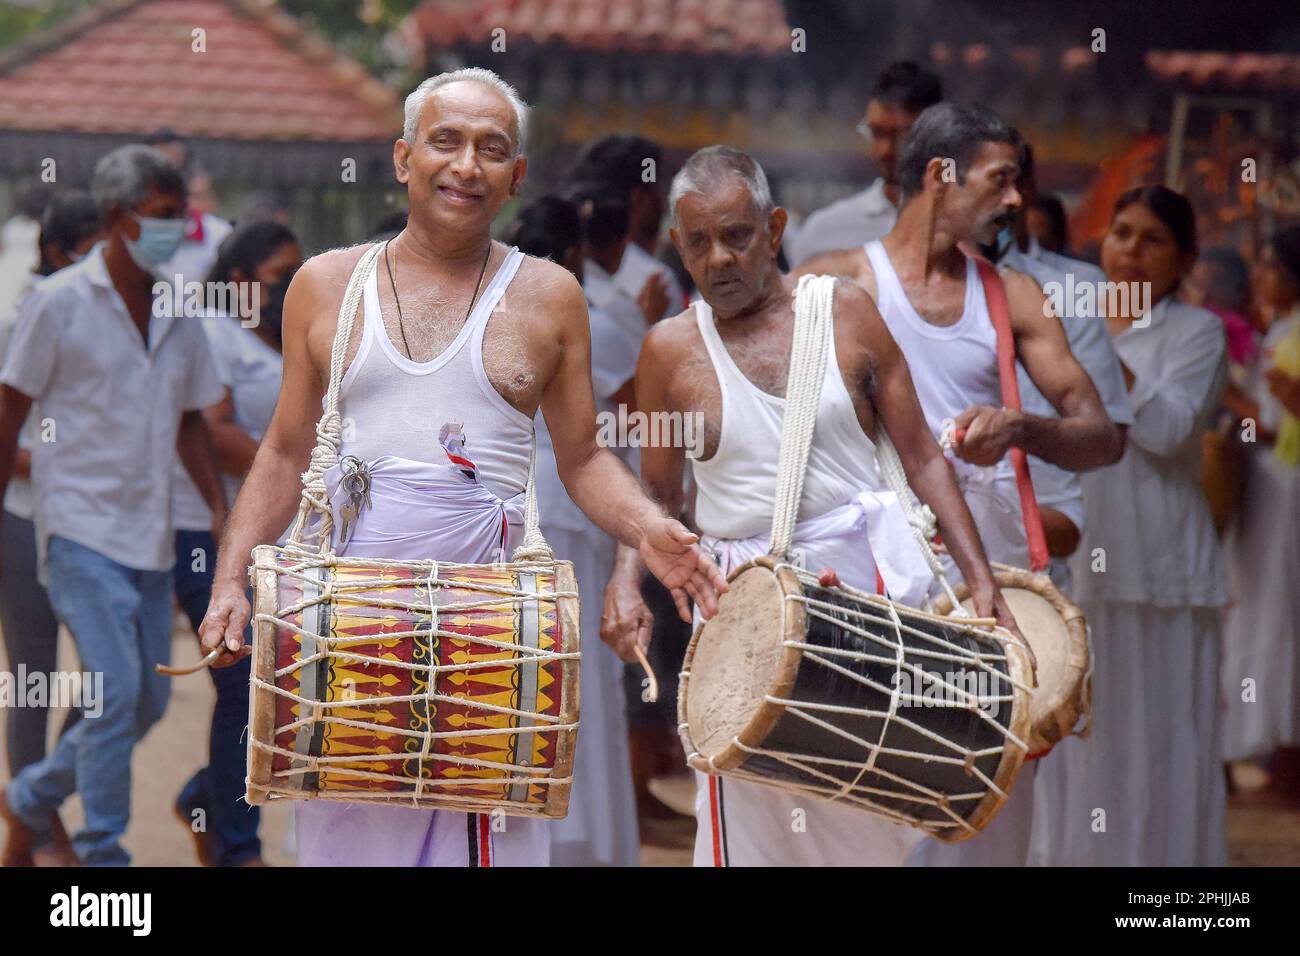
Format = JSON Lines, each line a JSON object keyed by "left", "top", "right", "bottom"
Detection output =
{"left": 679, "top": 557, "right": 1034, "bottom": 842}
{"left": 934, "top": 566, "right": 1089, "bottom": 756}
{"left": 246, "top": 545, "right": 580, "bottom": 818}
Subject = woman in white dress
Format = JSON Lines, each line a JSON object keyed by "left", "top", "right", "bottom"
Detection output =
{"left": 1053, "top": 186, "right": 1229, "bottom": 865}
{"left": 507, "top": 196, "right": 641, "bottom": 865}
{"left": 1220, "top": 227, "right": 1300, "bottom": 793}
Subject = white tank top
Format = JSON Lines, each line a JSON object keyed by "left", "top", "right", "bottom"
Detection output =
{"left": 691, "top": 298, "right": 883, "bottom": 540}
{"left": 864, "top": 240, "right": 1002, "bottom": 439}
{"left": 337, "top": 246, "right": 533, "bottom": 501}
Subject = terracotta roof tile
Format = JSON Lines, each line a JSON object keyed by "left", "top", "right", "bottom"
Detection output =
{"left": 409, "top": 0, "right": 790, "bottom": 58}
{"left": 0, "top": 0, "right": 401, "bottom": 141}
{"left": 1146, "top": 50, "right": 1300, "bottom": 91}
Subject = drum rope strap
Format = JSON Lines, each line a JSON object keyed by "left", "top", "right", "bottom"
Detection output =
{"left": 249, "top": 243, "right": 578, "bottom": 809}
{"left": 754, "top": 278, "right": 1020, "bottom": 830}
{"left": 768, "top": 273, "right": 834, "bottom": 559}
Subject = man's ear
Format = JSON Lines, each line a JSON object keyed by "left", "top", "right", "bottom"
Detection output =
{"left": 393, "top": 137, "right": 411, "bottom": 185}
{"left": 509, "top": 155, "right": 528, "bottom": 196}
{"left": 768, "top": 207, "right": 789, "bottom": 253}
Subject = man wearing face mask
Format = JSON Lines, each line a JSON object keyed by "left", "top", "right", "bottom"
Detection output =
{"left": 170, "top": 221, "right": 301, "bottom": 867}
{"left": 0, "top": 144, "right": 227, "bottom": 867}
{"left": 794, "top": 104, "right": 1124, "bottom": 866}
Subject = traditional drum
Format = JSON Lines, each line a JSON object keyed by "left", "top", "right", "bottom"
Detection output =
{"left": 933, "top": 565, "right": 1089, "bottom": 757}
{"left": 677, "top": 273, "right": 1089, "bottom": 843}
{"left": 243, "top": 241, "right": 580, "bottom": 818}
{"left": 246, "top": 550, "right": 579, "bottom": 816}
{"left": 680, "top": 556, "right": 1034, "bottom": 842}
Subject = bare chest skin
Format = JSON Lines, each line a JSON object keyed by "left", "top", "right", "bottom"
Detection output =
{"left": 326, "top": 250, "right": 556, "bottom": 416}
{"left": 667, "top": 306, "right": 877, "bottom": 462}
{"left": 855, "top": 253, "right": 967, "bottom": 328}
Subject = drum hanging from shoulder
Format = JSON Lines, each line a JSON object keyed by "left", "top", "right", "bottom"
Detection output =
{"left": 933, "top": 566, "right": 1089, "bottom": 757}
{"left": 678, "top": 556, "right": 1035, "bottom": 843}
{"left": 247, "top": 546, "right": 580, "bottom": 817}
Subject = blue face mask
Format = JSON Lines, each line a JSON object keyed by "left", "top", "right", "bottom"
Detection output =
{"left": 993, "top": 225, "right": 1015, "bottom": 260}
{"left": 124, "top": 212, "right": 186, "bottom": 273}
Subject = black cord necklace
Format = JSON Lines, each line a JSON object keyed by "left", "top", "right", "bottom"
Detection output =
{"left": 383, "top": 238, "right": 493, "bottom": 360}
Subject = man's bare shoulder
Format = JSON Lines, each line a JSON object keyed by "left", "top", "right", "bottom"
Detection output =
{"left": 997, "top": 265, "right": 1052, "bottom": 327}
{"left": 513, "top": 253, "right": 586, "bottom": 316}
{"left": 793, "top": 246, "right": 871, "bottom": 281}
{"left": 291, "top": 243, "right": 378, "bottom": 312}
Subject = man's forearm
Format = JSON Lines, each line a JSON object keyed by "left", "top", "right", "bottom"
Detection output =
{"left": 1012, "top": 410, "right": 1123, "bottom": 471}
{"left": 212, "top": 443, "right": 307, "bottom": 587}
{"left": 559, "top": 446, "right": 664, "bottom": 549}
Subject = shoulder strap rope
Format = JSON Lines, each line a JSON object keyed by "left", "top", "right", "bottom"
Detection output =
{"left": 286, "top": 241, "right": 550, "bottom": 563}
{"left": 974, "top": 257, "right": 1050, "bottom": 572}
{"left": 769, "top": 274, "right": 835, "bottom": 558}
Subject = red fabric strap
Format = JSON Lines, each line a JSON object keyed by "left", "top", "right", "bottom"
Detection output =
{"left": 974, "top": 257, "right": 1051, "bottom": 573}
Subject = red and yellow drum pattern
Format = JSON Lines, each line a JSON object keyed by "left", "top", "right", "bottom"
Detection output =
{"left": 267, "top": 561, "right": 569, "bottom": 807}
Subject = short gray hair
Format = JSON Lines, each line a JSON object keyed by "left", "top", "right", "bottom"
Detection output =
{"left": 403, "top": 68, "right": 529, "bottom": 156}
{"left": 91, "top": 144, "right": 186, "bottom": 219}
{"left": 668, "top": 146, "right": 774, "bottom": 230}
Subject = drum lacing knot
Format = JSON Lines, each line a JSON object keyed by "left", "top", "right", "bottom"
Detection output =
{"left": 962, "top": 752, "right": 977, "bottom": 775}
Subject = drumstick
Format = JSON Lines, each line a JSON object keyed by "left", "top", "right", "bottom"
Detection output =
{"left": 634, "top": 646, "right": 659, "bottom": 703}
{"left": 156, "top": 648, "right": 223, "bottom": 676}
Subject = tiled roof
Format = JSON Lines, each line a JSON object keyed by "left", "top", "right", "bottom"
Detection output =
{"left": 408, "top": 0, "right": 792, "bottom": 57}
{"left": 1146, "top": 51, "right": 1300, "bottom": 91}
{"left": 0, "top": 0, "right": 401, "bottom": 141}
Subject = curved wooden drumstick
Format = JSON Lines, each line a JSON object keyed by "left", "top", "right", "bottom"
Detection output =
{"left": 156, "top": 648, "right": 223, "bottom": 676}
{"left": 634, "top": 646, "right": 659, "bottom": 703}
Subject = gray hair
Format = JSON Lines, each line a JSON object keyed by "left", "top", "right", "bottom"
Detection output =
{"left": 403, "top": 67, "right": 529, "bottom": 156}
{"left": 668, "top": 146, "right": 774, "bottom": 230}
{"left": 91, "top": 144, "right": 187, "bottom": 219}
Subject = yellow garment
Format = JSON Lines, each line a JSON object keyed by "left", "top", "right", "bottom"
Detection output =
{"left": 1274, "top": 319, "right": 1300, "bottom": 467}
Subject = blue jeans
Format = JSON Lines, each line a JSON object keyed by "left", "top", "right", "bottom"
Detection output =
{"left": 173, "top": 529, "right": 261, "bottom": 866}
{"left": 5, "top": 536, "right": 173, "bottom": 866}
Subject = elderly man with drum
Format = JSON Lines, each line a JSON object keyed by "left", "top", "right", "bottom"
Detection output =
{"left": 197, "top": 68, "right": 725, "bottom": 868}
{"left": 600, "top": 145, "right": 1022, "bottom": 866}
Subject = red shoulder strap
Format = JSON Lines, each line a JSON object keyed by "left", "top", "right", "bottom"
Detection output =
{"left": 974, "top": 257, "right": 1050, "bottom": 573}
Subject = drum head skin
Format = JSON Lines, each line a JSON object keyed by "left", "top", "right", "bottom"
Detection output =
{"left": 684, "top": 561, "right": 804, "bottom": 772}
{"left": 679, "top": 556, "right": 1034, "bottom": 841}
{"left": 939, "top": 570, "right": 1089, "bottom": 754}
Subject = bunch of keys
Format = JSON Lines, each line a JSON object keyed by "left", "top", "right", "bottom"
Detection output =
{"left": 337, "top": 455, "right": 372, "bottom": 550}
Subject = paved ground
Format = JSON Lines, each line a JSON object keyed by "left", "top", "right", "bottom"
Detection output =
{"left": 2, "top": 623, "right": 1296, "bottom": 867}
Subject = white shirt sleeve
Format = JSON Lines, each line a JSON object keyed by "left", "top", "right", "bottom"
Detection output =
{"left": 1125, "top": 314, "right": 1226, "bottom": 457}
{"left": 0, "top": 288, "right": 58, "bottom": 400}
{"left": 182, "top": 323, "right": 228, "bottom": 411}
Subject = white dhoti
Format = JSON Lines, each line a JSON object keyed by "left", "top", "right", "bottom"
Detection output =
{"left": 1027, "top": 602, "right": 1226, "bottom": 866}
{"left": 690, "top": 491, "right": 933, "bottom": 866}
{"left": 293, "top": 456, "right": 551, "bottom": 867}
{"left": 1220, "top": 450, "right": 1300, "bottom": 761}
{"left": 544, "top": 525, "right": 640, "bottom": 867}
{"left": 909, "top": 462, "right": 1037, "bottom": 866}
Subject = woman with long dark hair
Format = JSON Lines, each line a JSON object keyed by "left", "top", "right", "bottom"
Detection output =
{"left": 1050, "top": 185, "right": 1229, "bottom": 865}
{"left": 170, "top": 219, "right": 300, "bottom": 867}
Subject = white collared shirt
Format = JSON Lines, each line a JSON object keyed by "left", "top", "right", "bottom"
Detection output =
{"left": 788, "top": 178, "right": 898, "bottom": 266}
{"left": 612, "top": 241, "right": 686, "bottom": 320}
{"left": 0, "top": 244, "right": 224, "bottom": 575}
{"left": 172, "top": 312, "right": 283, "bottom": 530}
{"left": 1069, "top": 296, "right": 1228, "bottom": 607}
